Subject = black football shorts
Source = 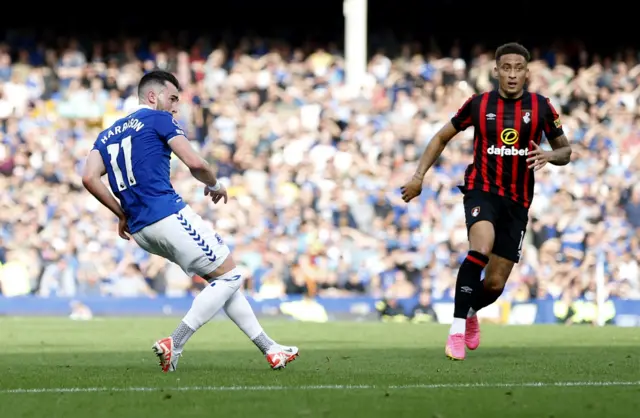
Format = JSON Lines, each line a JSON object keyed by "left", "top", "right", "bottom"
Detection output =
{"left": 462, "top": 189, "right": 529, "bottom": 263}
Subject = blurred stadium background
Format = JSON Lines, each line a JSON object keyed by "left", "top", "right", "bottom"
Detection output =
{"left": 0, "top": 1, "right": 638, "bottom": 328}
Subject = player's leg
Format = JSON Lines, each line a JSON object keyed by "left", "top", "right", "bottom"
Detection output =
{"left": 474, "top": 200, "right": 527, "bottom": 313}
{"left": 446, "top": 191, "right": 497, "bottom": 360}
{"left": 465, "top": 200, "right": 526, "bottom": 351}
{"left": 133, "top": 211, "right": 241, "bottom": 371}
{"left": 166, "top": 255, "right": 242, "bottom": 367}
{"left": 169, "top": 254, "right": 297, "bottom": 371}
{"left": 463, "top": 254, "right": 515, "bottom": 351}
{"left": 470, "top": 254, "right": 515, "bottom": 314}
{"left": 147, "top": 206, "right": 296, "bottom": 371}
{"left": 222, "top": 287, "right": 298, "bottom": 369}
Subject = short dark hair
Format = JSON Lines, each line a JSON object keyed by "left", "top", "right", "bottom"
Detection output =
{"left": 138, "top": 70, "right": 180, "bottom": 98}
{"left": 495, "top": 42, "right": 531, "bottom": 63}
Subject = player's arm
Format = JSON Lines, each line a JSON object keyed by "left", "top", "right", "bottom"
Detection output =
{"left": 542, "top": 97, "right": 572, "bottom": 166}
{"left": 402, "top": 95, "right": 473, "bottom": 203}
{"left": 546, "top": 134, "right": 572, "bottom": 165}
{"left": 412, "top": 95, "right": 474, "bottom": 180}
{"left": 152, "top": 113, "right": 220, "bottom": 188}
{"left": 168, "top": 136, "right": 219, "bottom": 187}
{"left": 412, "top": 121, "right": 459, "bottom": 181}
{"left": 81, "top": 150, "right": 127, "bottom": 220}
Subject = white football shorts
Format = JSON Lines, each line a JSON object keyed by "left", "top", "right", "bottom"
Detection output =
{"left": 132, "top": 205, "right": 230, "bottom": 277}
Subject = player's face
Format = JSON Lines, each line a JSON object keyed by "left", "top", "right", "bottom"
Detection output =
{"left": 156, "top": 82, "right": 180, "bottom": 115}
{"left": 495, "top": 54, "right": 528, "bottom": 98}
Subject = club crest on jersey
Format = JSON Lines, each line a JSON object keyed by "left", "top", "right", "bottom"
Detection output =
{"left": 471, "top": 206, "right": 480, "bottom": 217}
{"left": 500, "top": 128, "right": 519, "bottom": 145}
{"left": 522, "top": 110, "right": 531, "bottom": 124}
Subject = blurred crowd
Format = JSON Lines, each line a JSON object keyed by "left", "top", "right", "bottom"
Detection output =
{"left": 0, "top": 35, "right": 639, "bottom": 306}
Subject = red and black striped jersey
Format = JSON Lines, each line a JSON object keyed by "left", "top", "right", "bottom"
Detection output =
{"left": 451, "top": 91, "right": 564, "bottom": 208}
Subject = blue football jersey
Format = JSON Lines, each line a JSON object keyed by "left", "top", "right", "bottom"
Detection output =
{"left": 92, "top": 106, "right": 187, "bottom": 233}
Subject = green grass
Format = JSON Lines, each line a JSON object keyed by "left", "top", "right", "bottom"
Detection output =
{"left": 1, "top": 318, "right": 639, "bottom": 418}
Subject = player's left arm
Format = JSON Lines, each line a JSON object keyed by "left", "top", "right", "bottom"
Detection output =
{"left": 82, "top": 149, "right": 127, "bottom": 221}
{"left": 546, "top": 134, "right": 572, "bottom": 165}
{"left": 542, "top": 97, "right": 572, "bottom": 166}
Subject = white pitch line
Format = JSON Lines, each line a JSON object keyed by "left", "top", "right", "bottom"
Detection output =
{"left": 2, "top": 381, "right": 639, "bottom": 394}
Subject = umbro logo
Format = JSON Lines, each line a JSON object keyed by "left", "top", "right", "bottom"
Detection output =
{"left": 486, "top": 113, "right": 496, "bottom": 120}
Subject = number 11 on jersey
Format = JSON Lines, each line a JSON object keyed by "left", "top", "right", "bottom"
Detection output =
{"left": 107, "top": 135, "right": 138, "bottom": 191}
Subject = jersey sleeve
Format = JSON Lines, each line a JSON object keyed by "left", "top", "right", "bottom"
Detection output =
{"left": 450, "top": 95, "right": 475, "bottom": 131}
{"left": 541, "top": 97, "right": 564, "bottom": 141}
{"left": 91, "top": 131, "right": 105, "bottom": 151}
{"left": 153, "top": 112, "right": 186, "bottom": 143}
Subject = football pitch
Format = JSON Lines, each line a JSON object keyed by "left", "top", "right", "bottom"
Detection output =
{"left": 1, "top": 318, "right": 639, "bottom": 418}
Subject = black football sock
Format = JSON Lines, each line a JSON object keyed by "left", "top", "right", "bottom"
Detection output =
{"left": 453, "top": 251, "right": 489, "bottom": 319}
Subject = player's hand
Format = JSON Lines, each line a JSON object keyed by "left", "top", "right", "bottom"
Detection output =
{"left": 526, "top": 141, "right": 550, "bottom": 171}
{"left": 118, "top": 216, "right": 130, "bottom": 240}
{"left": 400, "top": 177, "right": 423, "bottom": 202}
{"left": 204, "top": 184, "right": 228, "bottom": 204}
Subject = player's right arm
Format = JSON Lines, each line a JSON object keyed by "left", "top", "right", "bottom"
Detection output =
{"left": 81, "top": 149, "right": 130, "bottom": 240}
{"left": 411, "top": 122, "right": 459, "bottom": 181}
{"left": 401, "top": 95, "right": 473, "bottom": 203}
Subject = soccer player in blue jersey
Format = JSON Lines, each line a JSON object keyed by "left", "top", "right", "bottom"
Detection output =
{"left": 81, "top": 70, "right": 298, "bottom": 372}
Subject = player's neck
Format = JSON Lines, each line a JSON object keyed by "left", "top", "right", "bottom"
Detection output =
{"left": 130, "top": 103, "right": 155, "bottom": 114}
{"left": 497, "top": 88, "right": 524, "bottom": 101}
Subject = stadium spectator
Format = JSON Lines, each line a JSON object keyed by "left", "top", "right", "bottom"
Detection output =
{"left": 0, "top": 35, "right": 637, "bottom": 312}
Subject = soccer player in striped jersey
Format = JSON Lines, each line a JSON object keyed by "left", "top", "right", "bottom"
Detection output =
{"left": 401, "top": 43, "right": 572, "bottom": 360}
{"left": 82, "top": 70, "right": 298, "bottom": 372}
